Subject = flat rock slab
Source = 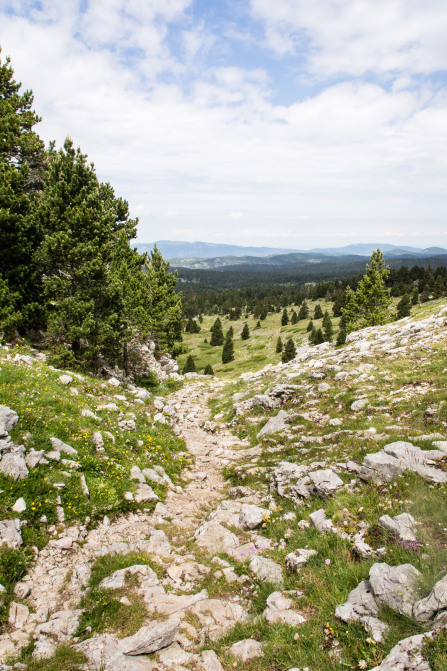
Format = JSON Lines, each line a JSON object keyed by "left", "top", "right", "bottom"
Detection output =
{"left": 239, "top": 504, "right": 270, "bottom": 530}
{"left": 369, "top": 632, "right": 432, "bottom": 671}
{"left": 0, "top": 519, "right": 22, "bottom": 548}
{"left": 258, "top": 410, "right": 289, "bottom": 437}
{"left": 75, "top": 634, "right": 159, "bottom": 670}
{"left": 285, "top": 548, "right": 318, "bottom": 572}
{"left": 0, "top": 406, "right": 18, "bottom": 431}
{"left": 99, "top": 565, "right": 159, "bottom": 590}
{"left": 369, "top": 562, "right": 421, "bottom": 617}
{"left": 264, "top": 591, "right": 306, "bottom": 626}
{"left": 249, "top": 556, "right": 283, "bottom": 585}
{"left": 379, "top": 512, "right": 417, "bottom": 542}
{"left": 335, "top": 580, "right": 387, "bottom": 642}
{"left": 229, "top": 639, "right": 263, "bottom": 661}
{"left": 309, "top": 469, "right": 344, "bottom": 497}
{"left": 359, "top": 441, "right": 447, "bottom": 484}
{"left": 195, "top": 521, "right": 239, "bottom": 554}
{"left": 413, "top": 573, "right": 447, "bottom": 621}
{"left": 188, "top": 598, "right": 247, "bottom": 640}
{"left": 120, "top": 618, "right": 180, "bottom": 655}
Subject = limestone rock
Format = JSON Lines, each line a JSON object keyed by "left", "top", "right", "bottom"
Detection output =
{"left": 379, "top": 513, "right": 417, "bottom": 541}
{"left": 142, "top": 468, "right": 165, "bottom": 486}
{"left": 0, "top": 405, "right": 19, "bottom": 430}
{"left": 413, "top": 574, "right": 447, "bottom": 622}
{"left": 0, "top": 518, "right": 22, "bottom": 548}
{"left": 135, "top": 483, "right": 158, "bottom": 503}
{"left": 144, "top": 529, "right": 171, "bottom": 557}
{"left": 197, "top": 650, "right": 225, "bottom": 671}
{"left": 239, "top": 504, "right": 270, "bottom": 530}
{"left": 25, "top": 449, "right": 46, "bottom": 468}
{"left": 249, "top": 556, "right": 283, "bottom": 585}
{"left": 335, "top": 580, "right": 387, "bottom": 643}
{"left": 369, "top": 632, "right": 432, "bottom": 671}
{"left": 309, "top": 508, "right": 333, "bottom": 533}
{"left": 58, "top": 374, "right": 73, "bottom": 385}
{"left": 51, "top": 437, "right": 79, "bottom": 455}
{"left": 188, "top": 598, "right": 247, "bottom": 639}
{"left": 285, "top": 548, "right": 317, "bottom": 572}
{"left": 11, "top": 497, "right": 26, "bottom": 513}
{"left": 229, "top": 639, "right": 263, "bottom": 661}
{"left": 369, "top": 562, "right": 421, "bottom": 617}
{"left": 76, "top": 634, "right": 158, "bottom": 670}
{"left": 264, "top": 591, "right": 306, "bottom": 626}
{"left": 195, "top": 521, "right": 239, "bottom": 555}
{"left": 8, "top": 601, "right": 29, "bottom": 629}
{"left": 0, "top": 451, "right": 28, "bottom": 480}
{"left": 351, "top": 399, "right": 367, "bottom": 411}
{"left": 309, "top": 469, "right": 344, "bottom": 497}
{"left": 258, "top": 410, "right": 289, "bottom": 437}
{"left": 120, "top": 618, "right": 180, "bottom": 655}
{"left": 100, "top": 565, "right": 159, "bottom": 590}
{"left": 359, "top": 441, "right": 447, "bottom": 484}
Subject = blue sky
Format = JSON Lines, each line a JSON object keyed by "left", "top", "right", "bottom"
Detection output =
{"left": 1, "top": 0, "right": 447, "bottom": 248}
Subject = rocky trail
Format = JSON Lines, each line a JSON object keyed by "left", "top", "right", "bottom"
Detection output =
{"left": 1, "top": 301, "right": 447, "bottom": 670}
{"left": 1, "top": 379, "right": 284, "bottom": 670}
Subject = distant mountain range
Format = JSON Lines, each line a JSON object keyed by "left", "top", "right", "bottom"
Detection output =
{"left": 135, "top": 240, "right": 447, "bottom": 270}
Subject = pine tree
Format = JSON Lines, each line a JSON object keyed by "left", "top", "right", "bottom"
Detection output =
{"left": 182, "top": 355, "right": 196, "bottom": 374}
{"left": 144, "top": 244, "right": 183, "bottom": 350}
{"left": 309, "top": 326, "right": 316, "bottom": 344}
{"left": 336, "top": 328, "right": 346, "bottom": 346}
{"left": 314, "top": 327, "right": 324, "bottom": 344}
{"left": 260, "top": 308, "right": 267, "bottom": 320}
{"left": 291, "top": 310, "right": 298, "bottom": 325}
{"left": 298, "top": 301, "right": 309, "bottom": 320}
{"left": 342, "top": 250, "right": 392, "bottom": 333}
{"left": 241, "top": 323, "right": 250, "bottom": 340}
{"left": 222, "top": 334, "right": 234, "bottom": 363}
{"left": 411, "top": 286, "right": 419, "bottom": 305}
{"left": 396, "top": 294, "right": 411, "bottom": 319}
{"left": 322, "top": 311, "right": 333, "bottom": 342}
{"left": 226, "top": 325, "right": 234, "bottom": 339}
{"left": 306, "top": 319, "right": 314, "bottom": 332}
{"left": 255, "top": 320, "right": 261, "bottom": 328}
{"left": 0, "top": 50, "right": 46, "bottom": 328}
{"left": 281, "top": 338, "right": 296, "bottom": 363}
{"left": 276, "top": 336, "right": 283, "bottom": 353}
{"left": 35, "top": 139, "right": 132, "bottom": 369}
{"left": 210, "top": 318, "right": 224, "bottom": 346}
{"left": 281, "top": 308, "right": 289, "bottom": 326}
{"left": 204, "top": 363, "right": 214, "bottom": 375}
{"left": 314, "top": 303, "right": 323, "bottom": 319}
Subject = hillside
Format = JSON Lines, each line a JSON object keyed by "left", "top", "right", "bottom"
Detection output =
{"left": 0, "top": 299, "right": 446, "bottom": 669}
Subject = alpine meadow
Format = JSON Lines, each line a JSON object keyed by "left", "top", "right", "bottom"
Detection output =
{"left": 1, "top": 20, "right": 447, "bottom": 671}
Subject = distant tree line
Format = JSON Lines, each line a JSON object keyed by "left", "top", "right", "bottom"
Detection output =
{"left": 179, "top": 260, "right": 447, "bottom": 322}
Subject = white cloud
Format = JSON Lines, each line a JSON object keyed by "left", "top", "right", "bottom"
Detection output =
{"left": 1, "top": 1, "right": 446, "bottom": 248}
{"left": 250, "top": 0, "right": 447, "bottom": 79}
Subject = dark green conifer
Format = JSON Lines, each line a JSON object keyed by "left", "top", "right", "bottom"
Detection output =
{"left": 281, "top": 308, "right": 289, "bottom": 326}
{"left": 222, "top": 334, "right": 234, "bottom": 363}
{"left": 314, "top": 303, "right": 323, "bottom": 319}
{"left": 396, "top": 294, "right": 411, "bottom": 319}
{"left": 291, "top": 310, "right": 298, "bottom": 324}
{"left": 281, "top": 337, "right": 296, "bottom": 363}
{"left": 411, "top": 287, "right": 419, "bottom": 305}
{"left": 276, "top": 336, "right": 283, "bottom": 353}
{"left": 182, "top": 355, "right": 196, "bottom": 374}
{"left": 322, "top": 311, "right": 333, "bottom": 341}
{"left": 307, "top": 319, "right": 314, "bottom": 332}
{"left": 226, "top": 325, "right": 234, "bottom": 339}
{"left": 204, "top": 363, "right": 214, "bottom": 375}
{"left": 298, "top": 301, "right": 309, "bottom": 320}
{"left": 314, "top": 327, "right": 324, "bottom": 344}
{"left": 336, "top": 328, "right": 346, "bottom": 346}
{"left": 210, "top": 318, "right": 224, "bottom": 346}
{"left": 241, "top": 323, "right": 250, "bottom": 340}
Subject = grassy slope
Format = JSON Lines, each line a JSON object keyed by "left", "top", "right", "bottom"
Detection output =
{"left": 206, "top": 298, "right": 447, "bottom": 670}
{"left": 0, "top": 349, "right": 188, "bottom": 626}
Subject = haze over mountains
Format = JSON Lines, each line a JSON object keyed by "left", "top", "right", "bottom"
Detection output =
{"left": 136, "top": 241, "right": 447, "bottom": 270}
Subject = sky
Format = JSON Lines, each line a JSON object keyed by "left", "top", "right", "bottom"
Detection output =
{"left": 1, "top": 0, "right": 447, "bottom": 249}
